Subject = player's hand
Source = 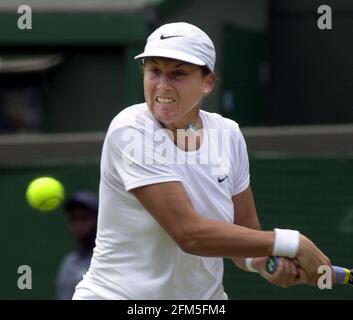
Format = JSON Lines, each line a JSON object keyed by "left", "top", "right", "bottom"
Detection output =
{"left": 253, "top": 257, "right": 308, "bottom": 288}
{"left": 296, "top": 234, "right": 332, "bottom": 285}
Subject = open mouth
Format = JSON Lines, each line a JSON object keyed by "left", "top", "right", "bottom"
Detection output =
{"left": 156, "top": 96, "right": 176, "bottom": 104}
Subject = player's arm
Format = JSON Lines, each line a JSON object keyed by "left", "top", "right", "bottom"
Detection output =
{"left": 231, "top": 186, "right": 309, "bottom": 286}
{"left": 230, "top": 186, "right": 281, "bottom": 276}
{"left": 131, "top": 181, "right": 274, "bottom": 258}
{"left": 231, "top": 186, "right": 262, "bottom": 271}
{"left": 131, "top": 181, "right": 330, "bottom": 284}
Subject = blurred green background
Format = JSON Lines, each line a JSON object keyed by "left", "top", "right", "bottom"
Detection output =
{"left": 1, "top": 155, "right": 352, "bottom": 299}
{"left": 0, "top": 160, "right": 99, "bottom": 299}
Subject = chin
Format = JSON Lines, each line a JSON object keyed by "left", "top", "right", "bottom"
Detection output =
{"left": 153, "top": 107, "right": 178, "bottom": 124}
{"left": 155, "top": 115, "right": 174, "bottom": 126}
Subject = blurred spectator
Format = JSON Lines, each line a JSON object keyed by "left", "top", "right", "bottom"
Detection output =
{"left": 55, "top": 191, "right": 98, "bottom": 300}
{"left": 0, "top": 86, "right": 42, "bottom": 133}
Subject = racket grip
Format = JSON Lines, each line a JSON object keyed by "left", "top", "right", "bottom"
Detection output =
{"left": 333, "top": 266, "right": 351, "bottom": 284}
{"left": 266, "top": 256, "right": 349, "bottom": 284}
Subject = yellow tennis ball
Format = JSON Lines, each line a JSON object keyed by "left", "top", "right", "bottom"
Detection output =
{"left": 26, "top": 177, "right": 65, "bottom": 212}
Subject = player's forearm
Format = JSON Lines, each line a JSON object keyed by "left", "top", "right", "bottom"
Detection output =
{"left": 180, "top": 218, "right": 274, "bottom": 258}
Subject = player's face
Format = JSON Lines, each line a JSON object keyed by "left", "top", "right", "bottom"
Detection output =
{"left": 143, "top": 58, "right": 215, "bottom": 127}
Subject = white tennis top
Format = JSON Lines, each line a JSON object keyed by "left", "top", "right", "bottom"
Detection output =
{"left": 75, "top": 103, "right": 250, "bottom": 299}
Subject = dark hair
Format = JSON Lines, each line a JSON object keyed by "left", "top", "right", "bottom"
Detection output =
{"left": 200, "top": 65, "right": 211, "bottom": 76}
{"left": 65, "top": 191, "right": 99, "bottom": 216}
{"left": 140, "top": 59, "right": 215, "bottom": 78}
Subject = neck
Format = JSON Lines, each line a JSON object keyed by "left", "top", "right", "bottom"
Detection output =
{"left": 159, "top": 113, "right": 202, "bottom": 133}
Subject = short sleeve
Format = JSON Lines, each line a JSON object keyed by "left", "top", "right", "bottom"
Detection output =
{"left": 106, "top": 125, "right": 182, "bottom": 191}
{"left": 231, "top": 126, "right": 250, "bottom": 196}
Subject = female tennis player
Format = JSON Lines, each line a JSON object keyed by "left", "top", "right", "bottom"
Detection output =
{"left": 73, "top": 22, "right": 331, "bottom": 300}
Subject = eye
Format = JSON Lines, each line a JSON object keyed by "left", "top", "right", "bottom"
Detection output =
{"left": 149, "top": 68, "right": 161, "bottom": 76}
{"left": 172, "top": 71, "right": 187, "bottom": 78}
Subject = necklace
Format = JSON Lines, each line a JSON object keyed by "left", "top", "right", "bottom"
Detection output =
{"left": 158, "top": 118, "right": 201, "bottom": 134}
{"left": 188, "top": 122, "right": 199, "bottom": 133}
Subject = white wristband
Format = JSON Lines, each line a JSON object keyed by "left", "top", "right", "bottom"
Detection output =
{"left": 272, "top": 228, "right": 300, "bottom": 258}
{"left": 245, "top": 258, "right": 258, "bottom": 273}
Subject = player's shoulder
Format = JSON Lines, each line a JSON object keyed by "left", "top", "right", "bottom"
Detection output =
{"left": 201, "top": 110, "right": 240, "bottom": 132}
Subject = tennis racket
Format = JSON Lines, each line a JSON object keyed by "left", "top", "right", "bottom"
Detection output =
{"left": 266, "top": 256, "right": 353, "bottom": 286}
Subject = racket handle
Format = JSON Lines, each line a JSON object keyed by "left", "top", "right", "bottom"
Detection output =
{"left": 333, "top": 266, "right": 351, "bottom": 284}
{"left": 266, "top": 256, "right": 350, "bottom": 284}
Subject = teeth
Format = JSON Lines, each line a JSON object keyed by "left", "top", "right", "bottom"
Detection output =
{"left": 156, "top": 97, "right": 176, "bottom": 104}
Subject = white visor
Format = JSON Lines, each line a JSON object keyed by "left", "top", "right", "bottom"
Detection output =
{"left": 134, "top": 22, "right": 216, "bottom": 71}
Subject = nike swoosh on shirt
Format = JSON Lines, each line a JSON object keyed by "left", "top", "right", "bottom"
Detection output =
{"left": 160, "top": 34, "right": 184, "bottom": 40}
{"left": 217, "top": 176, "right": 229, "bottom": 183}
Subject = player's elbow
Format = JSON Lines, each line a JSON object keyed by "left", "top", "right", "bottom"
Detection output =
{"left": 177, "top": 234, "right": 198, "bottom": 255}
{"left": 173, "top": 220, "right": 205, "bottom": 255}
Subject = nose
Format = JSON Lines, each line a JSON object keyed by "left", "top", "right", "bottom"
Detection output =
{"left": 156, "top": 75, "right": 172, "bottom": 90}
